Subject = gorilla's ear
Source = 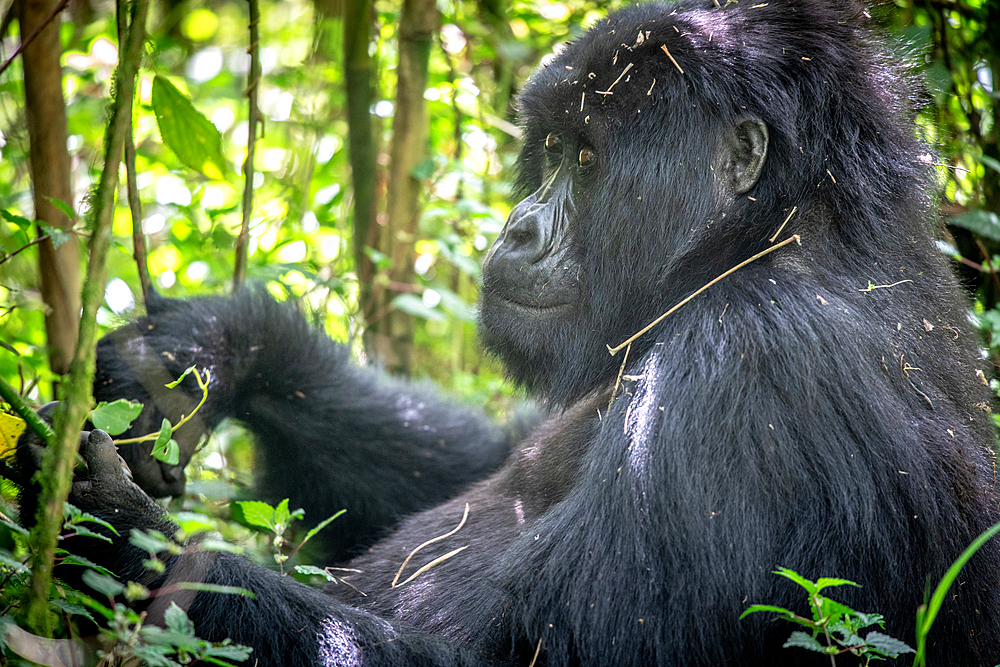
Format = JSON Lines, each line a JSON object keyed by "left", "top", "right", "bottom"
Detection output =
{"left": 718, "top": 118, "right": 769, "bottom": 195}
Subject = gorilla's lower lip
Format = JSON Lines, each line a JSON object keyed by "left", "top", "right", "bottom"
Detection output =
{"left": 488, "top": 293, "right": 572, "bottom": 313}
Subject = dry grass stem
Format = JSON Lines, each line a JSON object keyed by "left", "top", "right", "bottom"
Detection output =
{"left": 608, "top": 343, "right": 632, "bottom": 412}
{"left": 393, "top": 546, "right": 469, "bottom": 588}
{"left": 768, "top": 206, "right": 797, "bottom": 243}
{"left": 607, "top": 234, "right": 802, "bottom": 355}
{"left": 660, "top": 45, "right": 684, "bottom": 74}
{"left": 597, "top": 62, "right": 634, "bottom": 95}
{"left": 858, "top": 279, "right": 913, "bottom": 293}
{"left": 392, "top": 503, "right": 470, "bottom": 587}
{"left": 528, "top": 639, "right": 543, "bottom": 667}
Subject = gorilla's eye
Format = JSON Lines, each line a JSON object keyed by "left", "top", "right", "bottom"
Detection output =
{"left": 544, "top": 132, "right": 561, "bottom": 152}
{"left": 578, "top": 147, "right": 595, "bottom": 166}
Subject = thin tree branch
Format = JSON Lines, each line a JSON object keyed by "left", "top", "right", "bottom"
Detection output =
{"left": 234, "top": 0, "right": 261, "bottom": 290}
{"left": 0, "top": 0, "right": 70, "bottom": 76}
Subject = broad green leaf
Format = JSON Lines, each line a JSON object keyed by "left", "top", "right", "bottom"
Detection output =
{"left": 90, "top": 399, "right": 143, "bottom": 435}
{"left": 950, "top": 210, "right": 1000, "bottom": 242}
{"left": 164, "top": 601, "right": 195, "bottom": 635}
{"left": 739, "top": 604, "right": 793, "bottom": 620}
{"left": 130, "top": 528, "right": 174, "bottom": 554}
{"left": 60, "top": 554, "right": 116, "bottom": 577}
{"left": 175, "top": 582, "right": 256, "bottom": 598}
{"left": 152, "top": 75, "right": 228, "bottom": 180}
{"left": 813, "top": 577, "right": 859, "bottom": 593}
{"left": 772, "top": 567, "right": 818, "bottom": 595}
{"left": 81, "top": 570, "right": 124, "bottom": 597}
{"left": 273, "top": 498, "right": 292, "bottom": 528}
{"left": 232, "top": 500, "right": 278, "bottom": 531}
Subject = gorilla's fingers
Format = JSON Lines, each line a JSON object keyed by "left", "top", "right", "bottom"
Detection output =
{"left": 79, "top": 429, "right": 126, "bottom": 481}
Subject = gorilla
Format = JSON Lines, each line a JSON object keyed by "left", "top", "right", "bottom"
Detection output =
{"left": 12, "top": 0, "right": 1000, "bottom": 665}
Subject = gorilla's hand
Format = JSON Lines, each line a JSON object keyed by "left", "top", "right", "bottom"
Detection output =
{"left": 13, "top": 407, "right": 172, "bottom": 540}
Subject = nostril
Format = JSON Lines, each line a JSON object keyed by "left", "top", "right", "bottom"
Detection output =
{"left": 508, "top": 225, "right": 536, "bottom": 248}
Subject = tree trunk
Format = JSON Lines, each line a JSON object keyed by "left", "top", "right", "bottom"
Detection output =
{"left": 18, "top": 0, "right": 80, "bottom": 379}
{"left": 365, "top": 0, "right": 438, "bottom": 374}
{"left": 342, "top": 0, "right": 379, "bottom": 338}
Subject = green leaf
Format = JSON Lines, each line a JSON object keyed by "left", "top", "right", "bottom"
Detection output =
{"left": 232, "top": 500, "right": 278, "bottom": 531}
{"left": 411, "top": 157, "right": 437, "bottom": 180}
{"left": 782, "top": 631, "right": 826, "bottom": 653}
{"left": 164, "top": 601, "right": 195, "bottom": 635}
{"left": 81, "top": 570, "right": 124, "bottom": 597}
{"left": 772, "top": 567, "right": 818, "bottom": 595}
{"left": 130, "top": 528, "right": 174, "bottom": 554}
{"left": 38, "top": 223, "right": 71, "bottom": 249}
{"left": 273, "top": 498, "right": 292, "bottom": 529}
{"left": 864, "top": 631, "right": 915, "bottom": 657}
{"left": 813, "top": 577, "right": 859, "bottom": 593}
{"left": 90, "top": 399, "right": 143, "bottom": 435}
{"left": 739, "top": 604, "right": 794, "bottom": 620}
{"left": 392, "top": 293, "right": 446, "bottom": 322}
{"left": 60, "top": 554, "right": 117, "bottom": 577}
{"left": 49, "top": 599, "right": 95, "bottom": 624}
{"left": 1, "top": 209, "right": 31, "bottom": 231}
{"left": 299, "top": 509, "right": 345, "bottom": 548}
{"left": 45, "top": 196, "right": 75, "bottom": 221}
{"left": 292, "top": 564, "right": 337, "bottom": 582}
{"left": 950, "top": 210, "right": 1000, "bottom": 242}
{"left": 152, "top": 75, "right": 228, "bottom": 180}
{"left": 151, "top": 419, "right": 180, "bottom": 464}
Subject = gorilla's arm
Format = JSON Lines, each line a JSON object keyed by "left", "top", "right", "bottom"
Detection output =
{"left": 97, "top": 291, "right": 535, "bottom": 560}
{"left": 48, "top": 429, "right": 482, "bottom": 667}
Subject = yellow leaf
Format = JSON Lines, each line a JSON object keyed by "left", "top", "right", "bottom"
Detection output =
{"left": 0, "top": 412, "right": 26, "bottom": 457}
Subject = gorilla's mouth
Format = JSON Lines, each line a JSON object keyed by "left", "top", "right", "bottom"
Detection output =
{"left": 483, "top": 290, "right": 573, "bottom": 314}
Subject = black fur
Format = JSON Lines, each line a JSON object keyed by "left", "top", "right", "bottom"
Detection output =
{"left": 16, "top": 1, "right": 1000, "bottom": 665}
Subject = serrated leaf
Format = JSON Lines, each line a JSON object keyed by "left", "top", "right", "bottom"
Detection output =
{"left": 950, "top": 210, "right": 1000, "bottom": 242}
{"left": 63, "top": 524, "right": 113, "bottom": 544}
{"left": 782, "top": 631, "right": 826, "bottom": 652}
{"left": 292, "top": 564, "right": 337, "bottom": 581}
{"left": 863, "top": 631, "right": 915, "bottom": 657}
{"left": 814, "top": 577, "right": 859, "bottom": 592}
{"left": 773, "top": 567, "right": 818, "bottom": 595}
{"left": 232, "top": 500, "right": 277, "bottom": 531}
{"left": 152, "top": 75, "right": 228, "bottom": 180}
{"left": 164, "top": 601, "right": 195, "bottom": 635}
{"left": 38, "top": 223, "right": 71, "bottom": 249}
{"left": 81, "top": 569, "right": 124, "bottom": 597}
{"left": 130, "top": 528, "right": 173, "bottom": 554}
{"left": 49, "top": 599, "right": 95, "bottom": 623}
{"left": 90, "top": 399, "right": 144, "bottom": 435}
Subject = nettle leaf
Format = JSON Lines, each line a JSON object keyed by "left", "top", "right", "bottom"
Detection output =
{"left": 782, "top": 631, "right": 826, "bottom": 653}
{"left": 863, "top": 631, "right": 915, "bottom": 657}
{"left": 232, "top": 500, "right": 278, "bottom": 531}
{"left": 38, "top": 223, "right": 71, "bottom": 249}
{"left": 164, "top": 601, "right": 195, "bottom": 635}
{"left": 292, "top": 564, "right": 337, "bottom": 582}
{"left": 90, "top": 399, "right": 143, "bottom": 435}
{"left": 152, "top": 75, "right": 228, "bottom": 180}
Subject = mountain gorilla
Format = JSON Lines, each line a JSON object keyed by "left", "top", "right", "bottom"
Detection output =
{"left": 12, "top": 0, "right": 1000, "bottom": 665}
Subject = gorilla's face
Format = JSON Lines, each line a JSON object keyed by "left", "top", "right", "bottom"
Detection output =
{"left": 478, "top": 12, "right": 768, "bottom": 405}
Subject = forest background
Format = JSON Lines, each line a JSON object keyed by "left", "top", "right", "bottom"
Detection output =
{"left": 0, "top": 0, "right": 996, "bottom": 659}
